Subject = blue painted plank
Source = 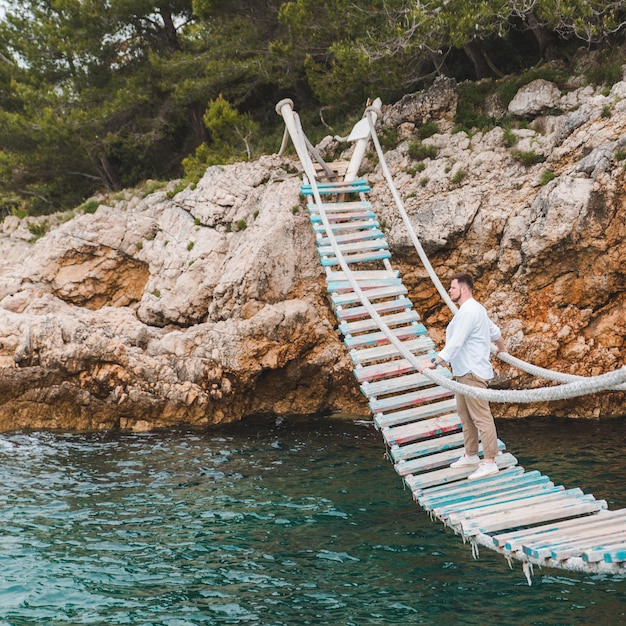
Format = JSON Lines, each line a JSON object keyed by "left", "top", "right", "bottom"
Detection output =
{"left": 419, "top": 470, "right": 547, "bottom": 509}
{"left": 320, "top": 249, "right": 391, "bottom": 266}
{"left": 404, "top": 453, "right": 519, "bottom": 493}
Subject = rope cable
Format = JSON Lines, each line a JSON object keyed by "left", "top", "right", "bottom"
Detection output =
{"left": 364, "top": 104, "right": 626, "bottom": 394}
{"left": 276, "top": 101, "right": 626, "bottom": 403}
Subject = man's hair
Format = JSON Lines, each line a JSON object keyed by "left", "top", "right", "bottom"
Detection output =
{"left": 451, "top": 272, "right": 474, "bottom": 292}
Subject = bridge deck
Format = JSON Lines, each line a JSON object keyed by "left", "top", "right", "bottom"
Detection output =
{"left": 302, "top": 185, "right": 626, "bottom": 581}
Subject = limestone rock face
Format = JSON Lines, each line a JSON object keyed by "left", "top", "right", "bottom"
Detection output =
{"left": 0, "top": 75, "right": 624, "bottom": 430}
{"left": 508, "top": 79, "right": 562, "bottom": 116}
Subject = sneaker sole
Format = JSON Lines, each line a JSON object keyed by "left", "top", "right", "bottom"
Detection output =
{"left": 467, "top": 468, "right": 499, "bottom": 481}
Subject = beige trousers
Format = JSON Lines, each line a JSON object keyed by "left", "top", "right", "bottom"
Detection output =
{"left": 455, "top": 372, "right": 498, "bottom": 461}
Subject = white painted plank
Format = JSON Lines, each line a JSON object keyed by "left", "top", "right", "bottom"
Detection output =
{"left": 404, "top": 453, "right": 518, "bottom": 493}
{"left": 460, "top": 497, "right": 607, "bottom": 536}
{"left": 350, "top": 336, "right": 433, "bottom": 365}
{"left": 340, "top": 310, "right": 419, "bottom": 335}
{"left": 375, "top": 399, "right": 457, "bottom": 428}
{"left": 492, "top": 508, "right": 626, "bottom": 551}
{"left": 362, "top": 369, "right": 450, "bottom": 398}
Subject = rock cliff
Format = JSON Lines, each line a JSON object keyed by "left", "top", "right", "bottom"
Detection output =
{"left": 0, "top": 71, "right": 624, "bottom": 431}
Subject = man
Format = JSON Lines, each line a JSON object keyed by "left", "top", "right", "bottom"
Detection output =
{"left": 420, "top": 272, "right": 507, "bottom": 481}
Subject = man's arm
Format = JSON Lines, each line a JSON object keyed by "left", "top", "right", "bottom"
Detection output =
{"left": 493, "top": 336, "right": 507, "bottom": 354}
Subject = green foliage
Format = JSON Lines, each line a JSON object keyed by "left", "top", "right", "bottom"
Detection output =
{"left": 408, "top": 141, "right": 437, "bottom": 161}
{"left": 166, "top": 181, "right": 189, "bottom": 198}
{"left": 455, "top": 81, "right": 497, "bottom": 131}
{"left": 236, "top": 219, "right": 247, "bottom": 230}
{"left": 80, "top": 200, "right": 100, "bottom": 214}
{"left": 615, "top": 150, "right": 626, "bottom": 161}
{"left": 602, "top": 104, "right": 612, "bottom": 118}
{"left": 27, "top": 220, "right": 48, "bottom": 241}
{"left": 417, "top": 121, "right": 440, "bottom": 140}
{"left": 451, "top": 170, "right": 466, "bottom": 185}
{"left": 502, "top": 127, "right": 518, "bottom": 147}
{"left": 539, "top": 170, "right": 556, "bottom": 185}
{"left": 187, "top": 241, "right": 195, "bottom": 251}
{"left": 406, "top": 162, "right": 426, "bottom": 176}
{"left": 512, "top": 150, "right": 546, "bottom": 166}
{"left": 0, "top": 0, "right": 624, "bottom": 214}
{"left": 182, "top": 95, "right": 259, "bottom": 180}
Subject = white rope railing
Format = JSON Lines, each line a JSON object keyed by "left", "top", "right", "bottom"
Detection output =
{"left": 276, "top": 100, "right": 626, "bottom": 403}
{"left": 363, "top": 103, "right": 626, "bottom": 394}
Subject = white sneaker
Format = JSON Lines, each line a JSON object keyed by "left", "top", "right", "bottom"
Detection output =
{"left": 450, "top": 454, "right": 480, "bottom": 468}
{"left": 468, "top": 462, "right": 499, "bottom": 481}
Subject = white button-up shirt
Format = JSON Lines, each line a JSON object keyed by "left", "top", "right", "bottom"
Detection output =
{"left": 438, "top": 298, "right": 502, "bottom": 379}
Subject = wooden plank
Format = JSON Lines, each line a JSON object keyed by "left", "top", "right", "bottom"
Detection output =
{"left": 338, "top": 297, "right": 413, "bottom": 323}
{"left": 350, "top": 336, "right": 433, "bottom": 365}
{"left": 492, "top": 509, "right": 626, "bottom": 551}
{"left": 329, "top": 278, "right": 404, "bottom": 293}
{"left": 314, "top": 219, "right": 379, "bottom": 233}
{"left": 541, "top": 529, "right": 626, "bottom": 561}
{"left": 460, "top": 496, "right": 607, "bottom": 537}
{"left": 404, "top": 453, "right": 518, "bottom": 493}
{"left": 381, "top": 411, "right": 460, "bottom": 445}
{"left": 332, "top": 285, "right": 407, "bottom": 306}
{"left": 354, "top": 355, "right": 419, "bottom": 382}
{"left": 583, "top": 538, "right": 626, "bottom": 563}
{"left": 420, "top": 470, "right": 547, "bottom": 509}
{"left": 307, "top": 201, "right": 372, "bottom": 212}
{"left": 518, "top": 514, "right": 626, "bottom": 558}
{"left": 427, "top": 476, "right": 550, "bottom": 518}
{"left": 362, "top": 369, "right": 451, "bottom": 398}
{"left": 370, "top": 384, "right": 453, "bottom": 414}
{"left": 390, "top": 432, "right": 465, "bottom": 463}
{"left": 344, "top": 323, "right": 427, "bottom": 348}
{"left": 394, "top": 440, "right": 506, "bottom": 476}
{"left": 340, "top": 310, "right": 419, "bottom": 336}
{"left": 375, "top": 398, "right": 457, "bottom": 428}
{"left": 310, "top": 210, "right": 376, "bottom": 223}
{"left": 418, "top": 466, "right": 527, "bottom": 502}
{"left": 327, "top": 269, "right": 399, "bottom": 281}
{"left": 302, "top": 179, "right": 370, "bottom": 194}
{"left": 450, "top": 488, "right": 584, "bottom": 527}
{"left": 318, "top": 238, "right": 389, "bottom": 256}
{"left": 320, "top": 249, "right": 391, "bottom": 266}
{"left": 317, "top": 228, "right": 385, "bottom": 245}
{"left": 436, "top": 483, "right": 560, "bottom": 521}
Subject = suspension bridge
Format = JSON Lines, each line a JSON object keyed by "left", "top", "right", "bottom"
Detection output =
{"left": 276, "top": 98, "right": 626, "bottom": 584}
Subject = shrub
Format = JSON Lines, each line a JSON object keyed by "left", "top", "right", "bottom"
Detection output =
{"left": 236, "top": 219, "right": 247, "bottom": 230}
{"left": 512, "top": 150, "right": 546, "bottom": 166}
{"left": 614, "top": 150, "right": 626, "bottom": 162}
{"left": 418, "top": 121, "right": 440, "bottom": 139}
{"left": 451, "top": 170, "right": 466, "bottom": 185}
{"left": 187, "top": 241, "right": 195, "bottom": 251}
{"left": 502, "top": 127, "right": 517, "bottom": 147}
{"left": 408, "top": 141, "right": 437, "bottom": 161}
{"left": 80, "top": 200, "right": 100, "bottom": 214}
{"left": 539, "top": 170, "right": 556, "bottom": 186}
{"left": 28, "top": 221, "right": 49, "bottom": 241}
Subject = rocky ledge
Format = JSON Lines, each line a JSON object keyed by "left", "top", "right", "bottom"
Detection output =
{"left": 0, "top": 70, "right": 624, "bottom": 431}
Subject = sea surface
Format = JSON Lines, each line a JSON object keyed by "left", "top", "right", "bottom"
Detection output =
{"left": 0, "top": 414, "right": 625, "bottom": 625}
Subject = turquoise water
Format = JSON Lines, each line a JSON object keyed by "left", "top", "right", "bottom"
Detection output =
{"left": 0, "top": 415, "right": 625, "bottom": 625}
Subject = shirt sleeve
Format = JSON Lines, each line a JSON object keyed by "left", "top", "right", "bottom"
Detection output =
{"left": 488, "top": 318, "right": 502, "bottom": 341}
{"left": 438, "top": 308, "right": 477, "bottom": 363}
